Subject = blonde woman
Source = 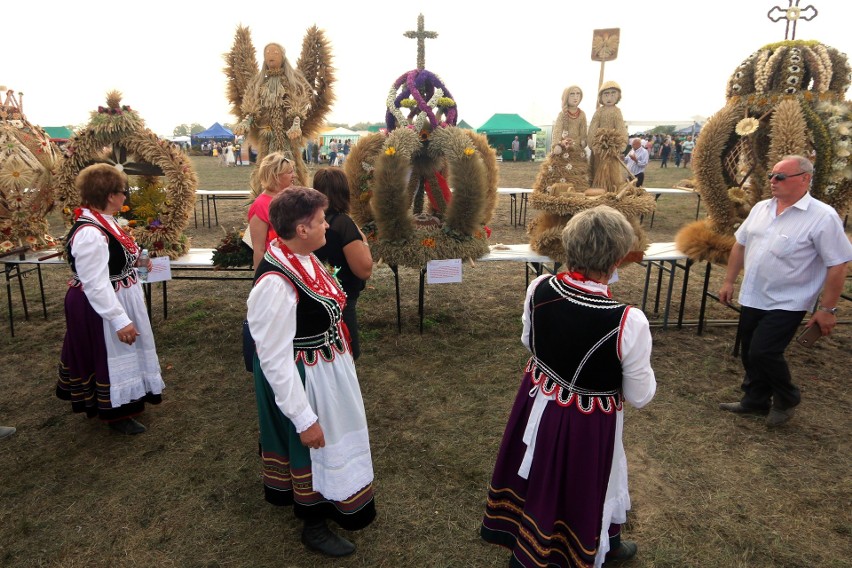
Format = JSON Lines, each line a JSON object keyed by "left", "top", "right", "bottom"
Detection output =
{"left": 248, "top": 152, "right": 295, "bottom": 269}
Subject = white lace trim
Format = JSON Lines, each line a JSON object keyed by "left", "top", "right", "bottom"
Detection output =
{"left": 594, "top": 410, "right": 630, "bottom": 568}
{"left": 310, "top": 427, "right": 374, "bottom": 501}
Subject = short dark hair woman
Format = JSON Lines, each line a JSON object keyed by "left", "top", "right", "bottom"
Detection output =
{"left": 481, "top": 206, "right": 656, "bottom": 567}
{"left": 57, "top": 164, "right": 164, "bottom": 435}
{"left": 246, "top": 187, "right": 376, "bottom": 557}
{"left": 312, "top": 168, "right": 373, "bottom": 360}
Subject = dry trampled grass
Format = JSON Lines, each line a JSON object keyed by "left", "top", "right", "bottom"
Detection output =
{"left": 0, "top": 156, "right": 850, "bottom": 567}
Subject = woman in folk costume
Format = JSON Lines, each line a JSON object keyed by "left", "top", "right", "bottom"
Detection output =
{"left": 247, "top": 187, "right": 375, "bottom": 557}
{"left": 481, "top": 206, "right": 656, "bottom": 567}
{"left": 57, "top": 164, "right": 163, "bottom": 435}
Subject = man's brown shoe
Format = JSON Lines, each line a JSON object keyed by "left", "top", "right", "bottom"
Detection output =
{"left": 719, "top": 402, "right": 769, "bottom": 416}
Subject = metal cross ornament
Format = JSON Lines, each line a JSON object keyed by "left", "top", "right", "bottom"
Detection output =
{"left": 767, "top": 0, "right": 818, "bottom": 40}
{"left": 404, "top": 13, "right": 438, "bottom": 70}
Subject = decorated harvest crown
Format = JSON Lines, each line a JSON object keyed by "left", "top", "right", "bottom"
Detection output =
{"left": 676, "top": 31, "right": 852, "bottom": 263}
{"left": 0, "top": 87, "right": 59, "bottom": 253}
{"left": 726, "top": 41, "right": 851, "bottom": 99}
{"left": 343, "top": 13, "right": 498, "bottom": 268}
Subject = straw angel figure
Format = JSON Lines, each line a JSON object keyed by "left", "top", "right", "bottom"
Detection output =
{"left": 224, "top": 25, "right": 334, "bottom": 194}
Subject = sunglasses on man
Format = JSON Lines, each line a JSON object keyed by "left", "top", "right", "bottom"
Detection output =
{"left": 767, "top": 171, "right": 807, "bottom": 181}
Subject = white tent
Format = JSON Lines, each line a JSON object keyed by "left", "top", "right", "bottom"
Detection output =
{"left": 319, "top": 127, "right": 359, "bottom": 146}
{"left": 165, "top": 135, "right": 191, "bottom": 144}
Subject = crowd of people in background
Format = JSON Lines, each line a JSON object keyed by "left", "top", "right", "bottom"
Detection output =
{"left": 193, "top": 138, "right": 361, "bottom": 168}
{"left": 624, "top": 133, "right": 698, "bottom": 169}
{"left": 198, "top": 141, "right": 246, "bottom": 167}
{"left": 301, "top": 139, "right": 352, "bottom": 166}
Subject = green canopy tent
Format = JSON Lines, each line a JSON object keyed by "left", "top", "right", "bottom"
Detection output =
{"left": 457, "top": 119, "right": 473, "bottom": 130}
{"left": 43, "top": 126, "right": 75, "bottom": 142}
{"left": 477, "top": 113, "right": 540, "bottom": 161}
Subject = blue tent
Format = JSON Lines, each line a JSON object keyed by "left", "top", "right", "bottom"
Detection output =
{"left": 192, "top": 122, "right": 234, "bottom": 140}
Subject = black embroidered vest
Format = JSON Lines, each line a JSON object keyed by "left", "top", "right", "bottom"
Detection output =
{"left": 528, "top": 275, "right": 629, "bottom": 405}
{"left": 66, "top": 218, "right": 137, "bottom": 290}
{"left": 254, "top": 254, "right": 347, "bottom": 364}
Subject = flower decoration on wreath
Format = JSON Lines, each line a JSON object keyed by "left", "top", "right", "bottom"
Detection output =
{"left": 55, "top": 91, "right": 198, "bottom": 259}
{"left": 0, "top": 87, "right": 60, "bottom": 253}
{"left": 676, "top": 40, "right": 852, "bottom": 265}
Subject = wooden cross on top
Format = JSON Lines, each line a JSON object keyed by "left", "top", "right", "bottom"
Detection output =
{"left": 767, "top": 0, "right": 818, "bottom": 40}
{"left": 404, "top": 13, "right": 438, "bottom": 70}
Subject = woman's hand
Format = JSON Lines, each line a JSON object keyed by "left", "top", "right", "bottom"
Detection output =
{"left": 135, "top": 257, "right": 153, "bottom": 271}
{"left": 116, "top": 323, "right": 140, "bottom": 345}
{"left": 300, "top": 422, "right": 325, "bottom": 449}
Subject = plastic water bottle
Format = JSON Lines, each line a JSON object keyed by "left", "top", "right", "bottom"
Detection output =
{"left": 137, "top": 249, "right": 149, "bottom": 282}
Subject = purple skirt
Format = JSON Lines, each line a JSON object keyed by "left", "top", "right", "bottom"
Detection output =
{"left": 481, "top": 369, "right": 619, "bottom": 567}
{"left": 56, "top": 286, "right": 161, "bottom": 421}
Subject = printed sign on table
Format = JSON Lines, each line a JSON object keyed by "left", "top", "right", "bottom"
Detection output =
{"left": 426, "top": 259, "right": 462, "bottom": 284}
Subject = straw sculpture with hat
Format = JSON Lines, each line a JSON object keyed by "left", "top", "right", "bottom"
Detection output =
{"left": 528, "top": 82, "right": 655, "bottom": 264}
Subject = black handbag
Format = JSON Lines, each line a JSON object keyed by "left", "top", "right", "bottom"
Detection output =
{"left": 242, "top": 319, "right": 255, "bottom": 372}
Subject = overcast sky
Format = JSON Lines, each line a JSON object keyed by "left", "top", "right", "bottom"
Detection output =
{"left": 5, "top": 0, "right": 850, "bottom": 136}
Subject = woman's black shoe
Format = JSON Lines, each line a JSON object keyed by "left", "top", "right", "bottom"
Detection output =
{"left": 301, "top": 519, "right": 355, "bottom": 557}
{"left": 108, "top": 418, "right": 146, "bottom": 435}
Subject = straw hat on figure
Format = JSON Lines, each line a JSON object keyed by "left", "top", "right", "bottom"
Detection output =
{"left": 225, "top": 25, "right": 335, "bottom": 195}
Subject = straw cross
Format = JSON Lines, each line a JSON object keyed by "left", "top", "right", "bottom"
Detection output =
{"left": 404, "top": 13, "right": 438, "bottom": 70}
{"left": 767, "top": 0, "right": 818, "bottom": 40}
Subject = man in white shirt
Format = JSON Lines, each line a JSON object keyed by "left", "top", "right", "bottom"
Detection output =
{"left": 527, "top": 136, "right": 535, "bottom": 161}
{"left": 623, "top": 138, "right": 649, "bottom": 187}
{"left": 511, "top": 136, "right": 520, "bottom": 161}
{"left": 718, "top": 155, "right": 852, "bottom": 426}
{"left": 681, "top": 135, "right": 695, "bottom": 167}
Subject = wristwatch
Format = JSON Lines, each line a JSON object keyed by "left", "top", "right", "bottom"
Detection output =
{"left": 817, "top": 305, "right": 839, "bottom": 315}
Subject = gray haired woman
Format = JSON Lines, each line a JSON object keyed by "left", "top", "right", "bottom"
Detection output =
{"left": 481, "top": 206, "right": 656, "bottom": 567}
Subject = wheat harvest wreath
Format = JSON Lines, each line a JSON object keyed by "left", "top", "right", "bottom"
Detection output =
{"left": 56, "top": 91, "right": 198, "bottom": 259}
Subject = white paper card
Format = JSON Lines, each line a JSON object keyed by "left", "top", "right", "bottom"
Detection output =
{"left": 426, "top": 259, "right": 462, "bottom": 284}
{"left": 145, "top": 256, "right": 172, "bottom": 283}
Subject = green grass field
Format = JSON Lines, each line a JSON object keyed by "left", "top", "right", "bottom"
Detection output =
{"left": 0, "top": 156, "right": 849, "bottom": 567}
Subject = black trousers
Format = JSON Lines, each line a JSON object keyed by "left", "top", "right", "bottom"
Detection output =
{"left": 634, "top": 172, "right": 645, "bottom": 187}
{"left": 342, "top": 295, "right": 361, "bottom": 361}
{"left": 738, "top": 306, "right": 805, "bottom": 411}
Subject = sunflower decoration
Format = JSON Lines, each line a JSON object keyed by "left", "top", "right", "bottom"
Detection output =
{"left": 55, "top": 91, "right": 198, "bottom": 259}
{"left": 0, "top": 87, "right": 60, "bottom": 252}
{"left": 342, "top": 16, "right": 498, "bottom": 268}
{"left": 676, "top": 40, "right": 852, "bottom": 264}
